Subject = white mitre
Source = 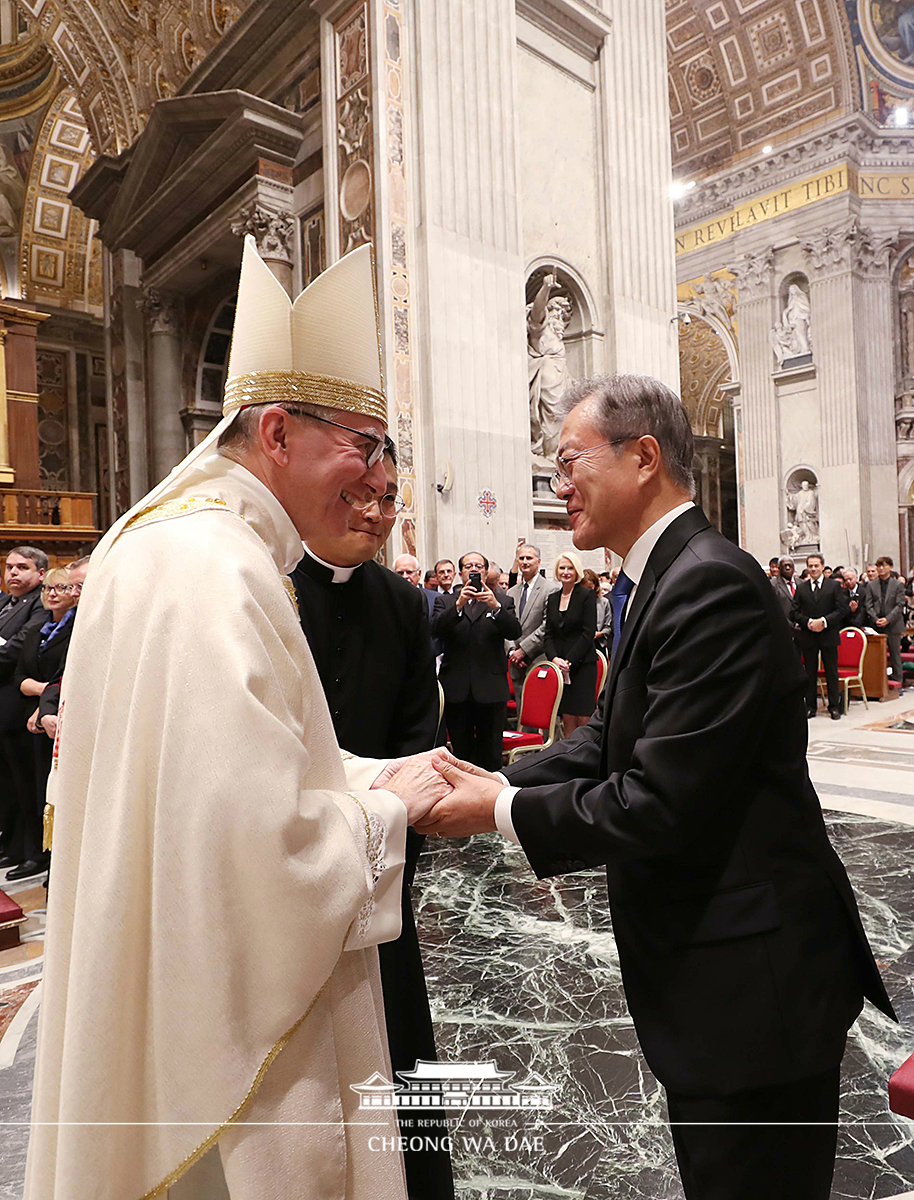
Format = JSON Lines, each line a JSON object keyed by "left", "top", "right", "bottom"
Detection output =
{"left": 93, "top": 236, "right": 387, "bottom": 565}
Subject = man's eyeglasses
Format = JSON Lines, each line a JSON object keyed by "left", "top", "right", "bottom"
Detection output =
{"left": 352, "top": 492, "right": 407, "bottom": 518}
{"left": 287, "top": 408, "right": 386, "bottom": 469}
{"left": 550, "top": 436, "right": 639, "bottom": 494}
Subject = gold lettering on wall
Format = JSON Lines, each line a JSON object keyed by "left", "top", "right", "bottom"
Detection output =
{"left": 675, "top": 164, "right": 914, "bottom": 256}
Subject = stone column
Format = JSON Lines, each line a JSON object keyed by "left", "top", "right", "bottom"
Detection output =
{"left": 138, "top": 286, "right": 186, "bottom": 486}
{"left": 801, "top": 220, "right": 899, "bottom": 564}
{"left": 407, "top": 0, "right": 531, "bottom": 567}
{"left": 105, "top": 248, "right": 148, "bottom": 515}
{"left": 729, "top": 248, "right": 781, "bottom": 561}
{"left": 230, "top": 206, "right": 295, "bottom": 296}
{"left": 597, "top": 0, "right": 679, "bottom": 386}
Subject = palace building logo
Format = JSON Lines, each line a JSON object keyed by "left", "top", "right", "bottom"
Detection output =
{"left": 351, "top": 1060, "right": 557, "bottom": 1111}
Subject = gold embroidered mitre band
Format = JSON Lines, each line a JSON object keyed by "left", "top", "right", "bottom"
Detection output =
{"left": 222, "top": 236, "right": 387, "bottom": 426}
{"left": 223, "top": 370, "right": 387, "bottom": 425}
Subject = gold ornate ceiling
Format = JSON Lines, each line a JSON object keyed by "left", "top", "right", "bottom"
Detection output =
{"left": 666, "top": 0, "right": 859, "bottom": 178}
{"left": 13, "top": 0, "right": 251, "bottom": 154}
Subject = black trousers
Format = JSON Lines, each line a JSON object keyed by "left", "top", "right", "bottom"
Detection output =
{"left": 444, "top": 699, "right": 506, "bottom": 771}
{"left": 886, "top": 630, "right": 904, "bottom": 688}
{"left": 803, "top": 644, "right": 840, "bottom": 712}
{"left": 378, "top": 830, "right": 454, "bottom": 1200}
{"left": 0, "top": 728, "right": 41, "bottom": 861}
{"left": 667, "top": 1065, "right": 840, "bottom": 1200}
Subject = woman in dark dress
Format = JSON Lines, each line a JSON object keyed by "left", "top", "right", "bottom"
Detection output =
{"left": 11, "top": 569, "right": 76, "bottom": 879}
{"left": 544, "top": 551, "right": 597, "bottom": 738}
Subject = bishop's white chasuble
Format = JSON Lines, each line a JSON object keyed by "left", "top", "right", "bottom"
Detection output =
{"left": 24, "top": 453, "right": 409, "bottom": 1200}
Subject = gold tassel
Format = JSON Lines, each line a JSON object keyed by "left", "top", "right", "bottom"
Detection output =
{"left": 42, "top": 803, "right": 54, "bottom": 853}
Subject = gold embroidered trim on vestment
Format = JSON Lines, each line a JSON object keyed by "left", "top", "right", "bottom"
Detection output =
{"left": 222, "top": 370, "right": 387, "bottom": 425}
{"left": 42, "top": 803, "right": 54, "bottom": 852}
{"left": 139, "top": 967, "right": 339, "bottom": 1200}
{"left": 282, "top": 576, "right": 299, "bottom": 616}
{"left": 123, "top": 496, "right": 229, "bottom": 532}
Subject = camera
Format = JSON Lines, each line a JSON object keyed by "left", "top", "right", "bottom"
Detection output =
{"left": 468, "top": 571, "right": 483, "bottom": 591}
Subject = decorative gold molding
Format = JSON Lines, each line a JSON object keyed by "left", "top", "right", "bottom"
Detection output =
{"left": 7, "top": 390, "right": 39, "bottom": 404}
{"left": 0, "top": 302, "right": 51, "bottom": 327}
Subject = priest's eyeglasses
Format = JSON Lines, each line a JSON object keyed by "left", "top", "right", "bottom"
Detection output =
{"left": 353, "top": 491, "right": 407, "bottom": 518}
{"left": 290, "top": 409, "right": 386, "bottom": 469}
{"left": 549, "top": 436, "right": 639, "bottom": 493}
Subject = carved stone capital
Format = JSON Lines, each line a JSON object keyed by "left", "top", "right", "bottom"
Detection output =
{"left": 802, "top": 218, "right": 898, "bottom": 280}
{"left": 728, "top": 248, "right": 774, "bottom": 303}
{"left": 230, "top": 205, "right": 296, "bottom": 265}
{"left": 137, "top": 286, "right": 183, "bottom": 334}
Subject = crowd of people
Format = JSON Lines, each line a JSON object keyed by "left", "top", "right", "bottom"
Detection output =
{"left": 0, "top": 548, "right": 88, "bottom": 885}
{"left": 768, "top": 552, "right": 910, "bottom": 718}
{"left": 392, "top": 540, "right": 620, "bottom": 762}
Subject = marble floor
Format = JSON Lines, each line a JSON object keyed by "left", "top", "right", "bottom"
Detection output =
{"left": 3, "top": 694, "right": 914, "bottom": 1198}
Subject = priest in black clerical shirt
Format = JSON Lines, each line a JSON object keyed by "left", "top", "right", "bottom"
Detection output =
{"left": 290, "top": 440, "right": 454, "bottom": 1200}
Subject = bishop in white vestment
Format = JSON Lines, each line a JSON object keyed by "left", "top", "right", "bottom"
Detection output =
{"left": 24, "top": 241, "right": 434, "bottom": 1200}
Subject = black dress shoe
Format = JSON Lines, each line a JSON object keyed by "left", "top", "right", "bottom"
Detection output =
{"left": 807, "top": 709, "right": 817, "bottom": 719}
{"left": 5, "top": 859, "right": 48, "bottom": 881}
{"left": 830, "top": 709, "right": 841, "bottom": 720}
{"left": 0, "top": 854, "right": 19, "bottom": 868}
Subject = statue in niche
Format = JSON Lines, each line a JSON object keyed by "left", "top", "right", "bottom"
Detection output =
{"left": 785, "top": 479, "right": 819, "bottom": 546}
{"left": 689, "top": 275, "right": 736, "bottom": 335}
{"left": 770, "top": 283, "right": 812, "bottom": 368}
{"left": 527, "top": 273, "right": 573, "bottom": 462}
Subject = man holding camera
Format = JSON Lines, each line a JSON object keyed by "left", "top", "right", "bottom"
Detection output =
{"left": 433, "top": 550, "right": 521, "bottom": 770}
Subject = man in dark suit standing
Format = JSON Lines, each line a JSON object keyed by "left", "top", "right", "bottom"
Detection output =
{"left": 841, "top": 568, "right": 867, "bottom": 630}
{"left": 770, "top": 556, "right": 798, "bottom": 629}
{"left": 865, "top": 555, "right": 906, "bottom": 692}
{"left": 505, "top": 542, "right": 554, "bottom": 695}
{"left": 434, "top": 551, "right": 521, "bottom": 770}
{"left": 791, "top": 554, "right": 847, "bottom": 719}
{"left": 291, "top": 446, "right": 454, "bottom": 1200}
{"left": 416, "top": 373, "right": 894, "bottom": 1200}
{"left": 0, "top": 546, "right": 48, "bottom": 865}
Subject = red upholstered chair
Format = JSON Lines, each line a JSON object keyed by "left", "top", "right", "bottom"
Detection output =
{"left": 818, "top": 628, "right": 868, "bottom": 713}
{"left": 890, "top": 1053, "right": 914, "bottom": 1120}
{"left": 502, "top": 661, "right": 564, "bottom": 765}
{"left": 506, "top": 669, "right": 517, "bottom": 720}
{"left": 595, "top": 650, "right": 608, "bottom": 703}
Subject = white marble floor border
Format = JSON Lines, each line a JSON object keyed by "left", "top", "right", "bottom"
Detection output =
{"left": 0, "top": 978, "right": 40, "bottom": 1070}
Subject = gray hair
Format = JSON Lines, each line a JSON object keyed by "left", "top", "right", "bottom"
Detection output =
{"left": 561, "top": 373, "right": 695, "bottom": 495}
{"left": 519, "top": 543, "right": 541, "bottom": 559}
{"left": 218, "top": 402, "right": 394, "bottom": 463}
{"left": 8, "top": 545, "right": 48, "bottom": 572}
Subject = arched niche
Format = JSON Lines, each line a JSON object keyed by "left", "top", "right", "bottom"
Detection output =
{"left": 525, "top": 255, "right": 602, "bottom": 380}
{"left": 783, "top": 465, "right": 820, "bottom": 554}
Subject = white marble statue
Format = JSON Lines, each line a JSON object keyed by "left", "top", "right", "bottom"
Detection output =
{"left": 527, "top": 273, "right": 573, "bottom": 461}
{"left": 786, "top": 480, "right": 819, "bottom": 546}
{"left": 690, "top": 275, "right": 736, "bottom": 334}
{"left": 770, "top": 284, "right": 812, "bottom": 367}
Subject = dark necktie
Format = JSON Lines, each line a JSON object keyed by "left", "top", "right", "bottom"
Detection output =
{"left": 611, "top": 570, "right": 635, "bottom": 657}
{"left": 518, "top": 582, "right": 528, "bottom": 619}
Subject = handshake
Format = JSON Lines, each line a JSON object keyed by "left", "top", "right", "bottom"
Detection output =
{"left": 370, "top": 748, "right": 505, "bottom": 838}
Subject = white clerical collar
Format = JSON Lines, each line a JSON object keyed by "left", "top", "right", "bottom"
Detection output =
{"left": 302, "top": 543, "right": 360, "bottom": 583}
{"left": 622, "top": 501, "right": 695, "bottom": 587}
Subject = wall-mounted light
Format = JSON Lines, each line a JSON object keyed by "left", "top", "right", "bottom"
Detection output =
{"left": 762, "top": 144, "right": 774, "bottom": 155}
{"left": 670, "top": 180, "right": 697, "bottom": 200}
{"left": 892, "top": 106, "right": 911, "bottom": 127}
{"left": 671, "top": 312, "right": 692, "bottom": 326}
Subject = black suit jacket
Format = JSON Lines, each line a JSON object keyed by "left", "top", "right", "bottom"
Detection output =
{"left": 864, "top": 575, "right": 906, "bottom": 634}
{"left": 504, "top": 507, "right": 893, "bottom": 1096}
{"left": 3, "top": 614, "right": 74, "bottom": 730}
{"left": 769, "top": 575, "right": 799, "bottom": 629}
{"left": 791, "top": 577, "right": 847, "bottom": 648}
{"left": 841, "top": 585, "right": 868, "bottom": 629}
{"left": 434, "top": 589, "right": 522, "bottom": 704}
{"left": 544, "top": 584, "right": 597, "bottom": 667}
{"left": 0, "top": 587, "right": 47, "bottom": 683}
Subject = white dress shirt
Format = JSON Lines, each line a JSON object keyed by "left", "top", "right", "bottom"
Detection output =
{"left": 494, "top": 501, "right": 695, "bottom": 845}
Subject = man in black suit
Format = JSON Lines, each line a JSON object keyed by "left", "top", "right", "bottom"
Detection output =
{"left": 841, "top": 568, "right": 867, "bottom": 630}
{"left": 433, "top": 551, "right": 521, "bottom": 770}
{"left": 769, "top": 556, "right": 798, "bottom": 629}
{"left": 865, "top": 555, "right": 906, "bottom": 692}
{"left": 416, "top": 374, "right": 894, "bottom": 1200}
{"left": 0, "top": 546, "right": 48, "bottom": 865}
{"left": 791, "top": 553, "right": 847, "bottom": 719}
{"left": 290, "top": 446, "right": 454, "bottom": 1200}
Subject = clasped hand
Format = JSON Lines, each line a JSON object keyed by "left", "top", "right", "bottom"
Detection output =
{"left": 374, "top": 749, "right": 503, "bottom": 837}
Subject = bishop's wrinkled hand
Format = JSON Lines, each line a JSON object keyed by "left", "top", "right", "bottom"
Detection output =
{"left": 413, "top": 758, "right": 503, "bottom": 837}
{"left": 380, "top": 749, "right": 457, "bottom": 826}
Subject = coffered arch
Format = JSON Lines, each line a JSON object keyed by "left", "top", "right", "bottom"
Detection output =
{"left": 666, "top": 0, "right": 859, "bottom": 178}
